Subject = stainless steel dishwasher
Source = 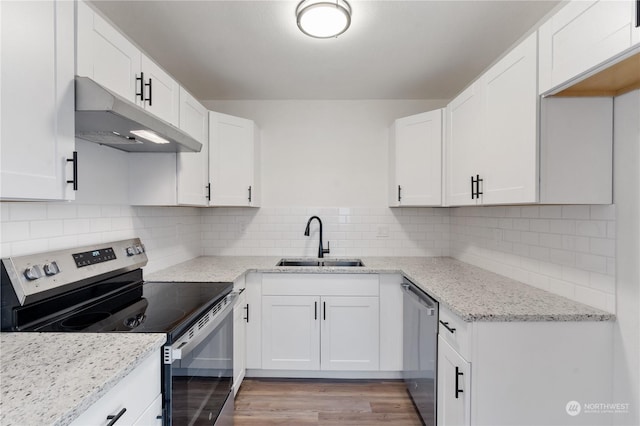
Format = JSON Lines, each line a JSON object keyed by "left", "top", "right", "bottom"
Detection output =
{"left": 402, "top": 278, "right": 438, "bottom": 426}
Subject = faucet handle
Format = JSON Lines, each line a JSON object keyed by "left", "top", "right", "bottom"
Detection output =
{"left": 323, "top": 241, "right": 330, "bottom": 255}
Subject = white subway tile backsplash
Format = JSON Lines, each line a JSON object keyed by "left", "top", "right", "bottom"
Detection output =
{"left": 30, "top": 220, "right": 64, "bottom": 239}
{"left": 2, "top": 221, "right": 30, "bottom": 242}
{"left": 450, "top": 204, "right": 616, "bottom": 313}
{"left": 1, "top": 200, "right": 616, "bottom": 313}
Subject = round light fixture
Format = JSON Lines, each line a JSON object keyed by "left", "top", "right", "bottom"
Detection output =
{"left": 296, "top": 0, "right": 352, "bottom": 39}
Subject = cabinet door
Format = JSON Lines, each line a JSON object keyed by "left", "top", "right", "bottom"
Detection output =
{"left": 76, "top": 0, "right": 141, "bottom": 103}
{"left": 262, "top": 295, "right": 320, "bottom": 370}
{"left": 245, "top": 273, "right": 262, "bottom": 369}
{"left": 177, "top": 88, "right": 209, "bottom": 206}
{"left": 437, "top": 337, "right": 471, "bottom": 426}
{"left": 233, "top": 291, "right": 247, "bottom": 396}
{"left": 320, "top": 296, "right": 380, "bottom": 371}
{"left": 1, "top": 0, "right": 76, "bottom": 201}
{"left": 141, "top": 55, "right": 180, "bottom": 126}
{"left": 209, "top": 112, "right": 256, "bottom": 206}
{"left": 445, "top": 83, "right": 483, "bottom": 206}
{"left": 133, "top": 394, "right": 162, "bottom": 426}
{"left": 480, "top": 33, "right": 538, "bottom": 204}
{"left": 391, "top": 110, "right": 443, "bottom": 207}
{"left": 539, "top": 0, "right": 639, "bottom": 94}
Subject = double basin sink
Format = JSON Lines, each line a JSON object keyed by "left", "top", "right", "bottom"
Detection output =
{"left": 277, "top": 259, "right": 364, "bottom": 267}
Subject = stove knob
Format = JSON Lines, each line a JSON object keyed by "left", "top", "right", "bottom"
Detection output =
{"left": 126, "top": 247, "right": 135, "bottom": 256}
{"left": 134, "top": 245, "right": 143, "bottom": 254}
{"left": 43, "top": 261, "right": 60, "bottom": 276}
{"left": 24, "top": 265, "right": 43, "bottom": 281}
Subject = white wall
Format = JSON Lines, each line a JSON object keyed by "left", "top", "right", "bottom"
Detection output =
{"left": 203, "top": 99, "right": 446, "bottom": 207}
{"left": 612, "top": 90, "right": 640, "bottom": 425}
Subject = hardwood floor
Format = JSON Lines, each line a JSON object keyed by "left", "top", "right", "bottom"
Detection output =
{"left": 233, "top": 378, "right": 424, "bottom": 426}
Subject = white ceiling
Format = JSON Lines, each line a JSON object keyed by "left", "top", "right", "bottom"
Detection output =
{"left": 91, "top": 0, "right": 561, "bottom": 101}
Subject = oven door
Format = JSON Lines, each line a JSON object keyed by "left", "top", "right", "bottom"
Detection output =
{"left": 163, "top": 294, "right": 236, "bottom": 426}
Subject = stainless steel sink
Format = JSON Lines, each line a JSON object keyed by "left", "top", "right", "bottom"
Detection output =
{"left": 277, "top": 259, "right": 364, "bottom": 267}
{"left": 321, "top": 260, "right": 364, "bottom": 267}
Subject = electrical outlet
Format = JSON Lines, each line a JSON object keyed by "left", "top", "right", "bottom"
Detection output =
{"left": 377, "top": 225, "right": 389, "bottom": 238}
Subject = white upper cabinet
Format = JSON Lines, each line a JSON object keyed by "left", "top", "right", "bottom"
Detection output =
{"left": 446, "top": 32, "right": 613, "bottom": 206}
{"left": 177, "top": 88, "right": 209, "bottom": 206}
{"left": 1, "top": 0, "right": 76, "bottom": 201}
{"left": 448, "top": 33, "right": 538, "bottom": 206}
{"left": 76, "top": 1, "right": 179, "bottom": 126}
{"left": 479, "top": 32, "right": 538, "bottom": 204}
{"left": 389, "top": 110, "right": 443, "bottom": 207}
{"left": 539, "top": 0, "right": 640, "bottom": 94}
{"left": 209, "top": 112, "right": 260, "bottom": 207}
{"left": 141, "top": 54, "right": 180, "bottom": 126}
{"left": 76, "top": 0, "right": 141, "bottom": 103}
{"left": 445, "top": 82, "right": 483, "bottom": 206}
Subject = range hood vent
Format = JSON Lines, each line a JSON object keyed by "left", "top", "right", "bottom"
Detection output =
{"left": 74, "top": 76, "right": 202, "bottom": 153}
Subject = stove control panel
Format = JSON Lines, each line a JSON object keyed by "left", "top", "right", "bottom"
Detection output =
{"left": 72, "top": 247, "right": 116, "bottom": 268}
{"left": 1, "top": 238, "right": 148, "bottom": 306}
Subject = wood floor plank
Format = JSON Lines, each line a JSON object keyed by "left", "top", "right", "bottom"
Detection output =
{"left": 234, "top": 379, "right": 423, "bottom": 426}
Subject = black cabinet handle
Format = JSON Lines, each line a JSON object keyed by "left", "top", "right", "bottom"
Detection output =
{"left": 135, "top": 72, "right": 145, "bottom": 102}
{"left": 145, "top": 78, "right": 153, "bottom": 106}
{"left": 471, "top": 174, "right": 483, "bottom": 199}
{"left": 398, "top": 185, "right": 402, "bottom": 202}
{"left": 206, "top": 183, "right": 211, "bottom": 201}
{"left": 636, "top": 0, "right": 639, "bottom": 27}
{"left": 248, "top": 185, "right": 252, "bottom": 203}
{"left": 440, "top": 320, "right": 456, "bottom": 334}
{"left": 314, "top": 301, "right": 317, "bottom": 320}
{"left": 66, "top": 151, "right": 78, "bottom": 191}
{"left": 243, "top": 304, "right": 249, "bottom": 322}
{"left": 106, "top": 408, "right": 127, "bottom": 426}
{"left": 455, "top": 367, "right": 464, "bottom": 399}
{"left": 323, "top": 301, "right": 326, "bottom": 320}
{"left": 470, "top": 176, "right": 475, "bottom": 199}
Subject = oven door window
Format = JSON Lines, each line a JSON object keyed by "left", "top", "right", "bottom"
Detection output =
{"left": 169, "top": 313, "right": 233, "bottom": 426}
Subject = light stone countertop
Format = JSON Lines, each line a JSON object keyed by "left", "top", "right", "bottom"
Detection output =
{"left": 146, "top": 256, "right": 614, "bottom": 322}
{"left": 0, "top": 332, "right": 166, "bottom": 426}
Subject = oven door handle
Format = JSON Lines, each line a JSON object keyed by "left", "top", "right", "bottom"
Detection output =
{"left": 164, "top": 293, "right": 237, "bottom": 364}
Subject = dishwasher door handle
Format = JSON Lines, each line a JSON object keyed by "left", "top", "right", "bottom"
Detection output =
{"left": 401, "top": 282, "right": 436, "bottom": 315}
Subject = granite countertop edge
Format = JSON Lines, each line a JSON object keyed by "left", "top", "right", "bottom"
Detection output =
{"left": 146, "top": 256, "right": 615, "bottom": 323}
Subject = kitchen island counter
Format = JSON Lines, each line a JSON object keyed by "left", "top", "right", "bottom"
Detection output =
{"left": 0, "top": 332, "right": 166, "bottom": 426}
{"left": 147, "top": 256, "right": 614, "bottom": 322}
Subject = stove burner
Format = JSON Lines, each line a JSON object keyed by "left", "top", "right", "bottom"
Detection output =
{"left": 61, "top": 312, "right": 111, "bottom": 330}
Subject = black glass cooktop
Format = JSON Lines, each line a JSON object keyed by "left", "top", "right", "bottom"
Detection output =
{"left": 13, "top": 269, "right": 232, "bottom": 339}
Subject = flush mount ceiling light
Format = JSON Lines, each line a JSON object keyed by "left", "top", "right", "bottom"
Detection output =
{"left": 296, "top": 0, "right": 352, "bottom": 39}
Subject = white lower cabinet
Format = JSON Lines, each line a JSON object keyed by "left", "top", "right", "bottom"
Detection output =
{"left": 261, "top": 294, "right": 379, "bottom": 371}
{"left": 437, "top": 337, "right": 471, "bottom": 426}
{"left": 321, "top": 296, "right": 379, "bottom": 371}
{"left": 437, "top": 305, "right": 614, "bottom": 426}
{"left": 233, "top": 279, "right": 247, "bottom": 396}
{"left": 259, "top": 274, "right": 380, "bottom": 372}
{"left": 70, "top": 351, "right": 161, "bottom": 426}
{"left": 262, "top": 295, "right": 321, "bottom": 370}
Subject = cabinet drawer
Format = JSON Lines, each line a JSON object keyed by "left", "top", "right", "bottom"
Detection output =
{"left": 70, "top": 351, "right": 161, "bottom": 426}
{"left": 262, "top": 273, "right": 379, "bottom": 296}
{"left": 438, "top": 306, "right": 472, "bottom": 361}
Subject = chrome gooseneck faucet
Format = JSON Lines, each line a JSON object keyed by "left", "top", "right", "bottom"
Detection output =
{"left": 304, "top": 216, "right": 330, "bottom": 258}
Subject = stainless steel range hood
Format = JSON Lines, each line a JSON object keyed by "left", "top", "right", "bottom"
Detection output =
{"left": 74, "top": 76, "right": 202, "bottom": 153}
